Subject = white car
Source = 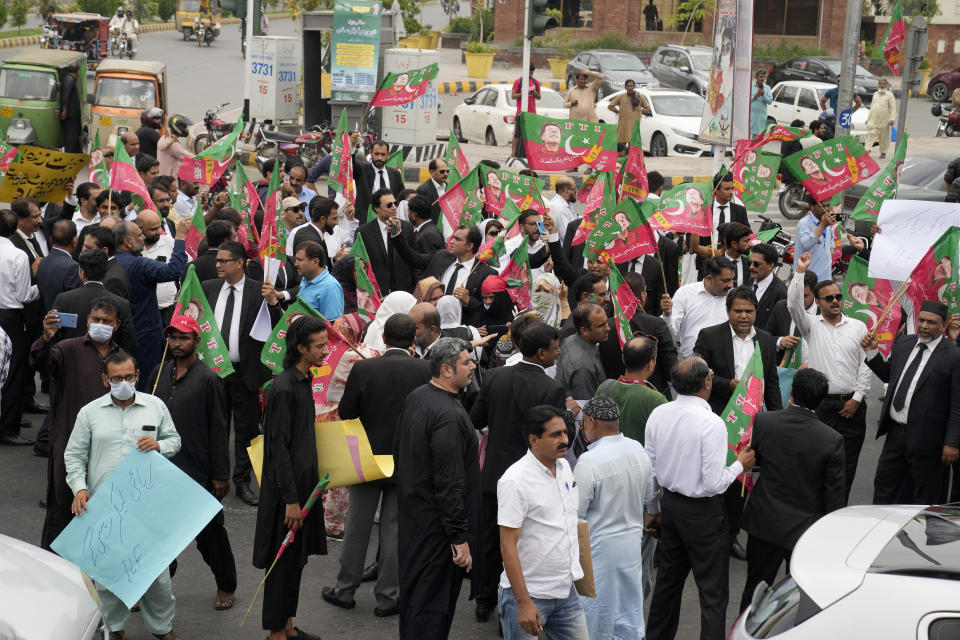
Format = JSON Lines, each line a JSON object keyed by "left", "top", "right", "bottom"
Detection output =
{"left": 731, "top": 505, "right": 960, "bottom": 639}
{"left": 596, "top": 88, "right": 711, "bottom": 157}
{"left": 452, "top": 84, "right": 568, "bottom": 147}
{"left": 0, "top": 533, "right": 109, "bottom": 638}
{"left": 767, "top": 80, "right": 871, "bottom": 141}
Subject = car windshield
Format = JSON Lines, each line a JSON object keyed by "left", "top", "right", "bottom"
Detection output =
{"left": 822, "top": 60, "right": 873, "bottom": 77}
{"left": 870, "top": 507, "right": 960, "bottom": 577}
{"left": 599, "top": 53, "right": 645, "bottom": 71}
{"left": 651, "top": 94, "right": 704, "bottom": 117}
{"left": 181, "top": 0, "right": 202, "bottom": 10}
{"left": 95, "top": 77, "right": 157, "bottom": 109}
{"left": 744, "top": 576, "right": 821, "bottom": 638}
{"left": 690, "top": 53, "right": 712, "bottom": 71}
{"left": 898, "top": 157, "right": 948, "bottom": 188}
{"left": 506, "top": 89, "right": 564, "bottom": 109}
{"left": 0, "top": 68, "right": 57, "bottom": 101}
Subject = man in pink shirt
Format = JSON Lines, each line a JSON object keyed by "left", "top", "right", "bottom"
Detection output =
{"left": 512, "top": 63, "right": 542, "bottom": 157}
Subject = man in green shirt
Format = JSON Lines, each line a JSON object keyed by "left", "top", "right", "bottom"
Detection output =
{"left": 64, "top": 351, "right": 182, "bottom": 640}
{"left": 596, "top": 334, "right": 667, "bottom": 445}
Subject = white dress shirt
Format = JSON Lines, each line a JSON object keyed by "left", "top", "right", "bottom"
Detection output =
{"left": 213, "top": 277, "right": 244, "bottom": 363}
{"left": 752, "top": 272, "right": 774, "bottom": 302}
{"left": 441, "top": 256, "right": 474, "bottom": 292}
{"left": 498, "top": 450, "right": 583, "bottom": 599}
{"left": 143, "top": 235, "right": 176, "bottom": 309}
{"left": 504, "top": 352, "right": 557, "bottom": 379}
{"left": 548, "top": 193, "right": 577, "bottom": 245}
{"left": 0, "top": 236, "right": 39, "bottom": 309}
{"left": 645, "top": 394, "right": 745, "bottom": 511}
{"left": 173, "top": 190, "right": 195, "bottom": 222}
{"left": 787, "top": 271, "right": 872, "bottom": 400}
{"left": 731, "top": 325, "right": 757, "bottom": 379}
{"left": 711, "top": 199, "right": 732, "bottom": 243}
{"left": 17, "top": 228, "right": 47, "bottom": 260}
{"left": 372, "top": 166, "right": 391, "bottom": 193}
{"left": 877, "top": 335, "right": 941, "bottom": 424}
{"left": 663, "top": 281, "right": 729, "bottom": 357}
{"left": 376, "top": 218, "right": 391, "bottom": 254}
{"left": 72, "top": 210, "right": 101, "bottom": 235}
{"left": 726, "top": 251, "right": 745, "bottom": 285}
{"left": 431, "top": 178, "right": 446, "bottom": 198}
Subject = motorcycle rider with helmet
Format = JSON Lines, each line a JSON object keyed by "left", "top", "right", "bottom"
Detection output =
{"left": 121, "top": 9, "right": 139, "bottom": 55}
{"left": 157, "top": 113, "right": 194, "bottom": 178}
{"left": 137, "top": 108, "right": 164, "bottom": 159}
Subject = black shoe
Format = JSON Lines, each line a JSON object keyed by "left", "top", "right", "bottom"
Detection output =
{"left": 23, "top": 401, "right": 48, "bottom": 414}
{"left": 321, "top": 586, "right": 356, "bottom": 610}
{"left": 0, "top": 434, "right": 34, "bottom": 446}
{"left": 475, "top": 601, "right": 492, "bottom": 622}
{"left": 374, "top": 604, "right": 398, "bottom": 617}
{"left": 361, "top": 561, "right": 378, "bottom": 583}
{"left": 288, "top": 628, "right": 321, "bottom": 640}
{"left": 731, "top": 540, "right": 747, "bottom": 561}
{"left": 235, "top": 482, "right": 259, "bottom": 506}
{"left": 20, "top": 419, "right": 32, "bottom": 429}
{"left": 33, "top": 443, "right": 49, "bottom": 457}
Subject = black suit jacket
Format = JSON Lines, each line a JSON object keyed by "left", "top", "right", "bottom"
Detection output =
{"left": 562, "top": 217, "right": 584, "bottom": 268}
{"left": 741, "top": 406, "right": 845, "bottom": 549}
{"left": 391, "top": 235, "right": 496, "bottom": 325}
{"left": 470, "top": 361, "right": 568, "bottom": 493}
{"left": 201, "top": 277, "right": 280, "bottom": 391}
{"left": 360, "top": 163, "right": 404, "bottom": 199}
{"left": 415, "top": 180, "right": 443, "bottom": 225}
{"left": 658, "top": 233, "right": 682, "bottom": 296}
{"left": 746, "top": 276, "right": 788, "bottom": 329}
{"left": 245, "top": 255, "right": 300, "bottom": 308}
{"left": 597, "top": 313, "right": 677, "bottom": 396}
{"left": 358, "top": 219, "right": 416, "bottom": 294}
{"left": 103, "top": 257, "right": 131, "bottom": 300}
{"left": 617, "top": 255, "right": 666, "bottom": 316}
{"left": 192, "top": 248, "right": 220, "bottom": 283}
{"left": 866, "top": 335, "right": 960, "bottom": 455}
{"left": 36, "top": 248, "right": 81, "bottom": 310}
{"left": 413, "top": 220, "right": 445, "bottom": 256}
{"left": 696, "top": 202, "right": 751, "bottom": 274}
{"left": 50, "top": 281, "right": 137, "bottom": 355}
{"left": 693, "top": 321, "right": 782, "bottom": 415}
{"left": 338, "top": 349, "right": 431, "bottom": 460}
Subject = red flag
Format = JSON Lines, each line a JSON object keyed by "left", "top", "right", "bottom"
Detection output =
{"left": 184, "top": 201, "right": 206, "bottom": 260}
{"left": 111, "top": 139, "right": 156, "bottom": 214}
{"left": 500, "top": 239, "right": 531, "bottom": 310}
{"left": 608, "top": 259, "right": 639, "bottom": 348}
{"left": 572, "top": 172, "right": 612, "bottom": 246}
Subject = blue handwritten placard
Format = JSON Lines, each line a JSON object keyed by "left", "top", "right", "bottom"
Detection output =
{"left": 51, "top": 450, "right": 222, "bottom": 607}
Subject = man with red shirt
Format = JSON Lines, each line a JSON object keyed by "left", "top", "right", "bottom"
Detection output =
{"left": 512, "top": 63, "right": 542, "bottom": 157}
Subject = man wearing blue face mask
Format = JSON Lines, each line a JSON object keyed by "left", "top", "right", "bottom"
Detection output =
{"left": 64, "top": 350, "right": 182, "bottom": 640}
{"left": 32, "top": 296, "right": 127, "bottom": 550}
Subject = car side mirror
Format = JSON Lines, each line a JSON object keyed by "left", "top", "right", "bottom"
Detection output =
{"left": 680, "top": 66, "right": 690, "bottom": 74}
{"left": 464, "top": 95, "right": 475, "bottom": 105}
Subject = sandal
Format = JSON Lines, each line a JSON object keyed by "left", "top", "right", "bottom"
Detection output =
{"left": 153, "top": 632, "right": 180, "bottom": 640}
{"left": 214, "top": 592, "right": 235, "bottom": 610}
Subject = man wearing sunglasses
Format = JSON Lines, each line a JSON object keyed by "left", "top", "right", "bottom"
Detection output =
{"left": 358, "top": 189, "right": 416, "bottom": 294}
{"left": 790, "top": 250, "right": 871, "bottom": 503}
{"left": 415, "top": 158, "right": 449, "bottom": 225}
{"left": 745, "top": 243, "right": 787, "bottom": 329}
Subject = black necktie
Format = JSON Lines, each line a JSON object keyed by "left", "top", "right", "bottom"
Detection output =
{"left": 892, "top": 342, "right": 927, "bottom": 411}
{"left": 718, "top": 204, "right": 727, "bottom": 226}
{"left": 221, "top": 285, "right": 236, "bottom": 351}
{"left": 753, "top": 283, "right": 759, "bottom": 295}
{"left": 28, "top": 235, "right": 43, "bottom": 258}
{"left": 446, "top": 263, "right": 463, "bottom": 295}
{"left": 378, "top": 169, "right": 386, "bottom": 192}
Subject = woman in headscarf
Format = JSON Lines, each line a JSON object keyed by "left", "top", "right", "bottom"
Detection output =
{"left": 412, "top": 276, "right": 445, "bottom": 305}
{"left": 330, "top": 255, "right": 358, "bottom": 315}
{"left": 317, "top": 312, "right": 380, "bottom": 539}
{"left": 475, "top": 274, "right": 515, "bottom": 331}
{"left": 478, "top": 218, "right": 504, "bottom": 243}
{"left": 531, "top": 272, "right": 563, "bottom": 328}
{"left": 361, "top": 290, "right": 417, "bottom": 353}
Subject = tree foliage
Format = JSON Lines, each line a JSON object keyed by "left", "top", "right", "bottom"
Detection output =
{"left": 10, "top": 0, "right": 27, "bottom": 33}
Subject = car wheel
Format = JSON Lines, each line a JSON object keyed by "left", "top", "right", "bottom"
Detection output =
{"left": 650, "top": 132, "right": 668, "bottom": 157}
{"left": 453, "top": 117, "right": 465, "bottom": 143}
{"left": 767, "top": 116, "right": 777, "bottom": 126}
{"left": 182, "top": 27, "right": 191, "bottom": 40}
{"left": 931, "top": 82, "right": 949, "bottom": 102}
{"left": 485, "top": 127, "right": 497, "bottom": 146}
{"left": 193, "top": 134, "right": 210, "bottom": 154}
{"left": 686, "top": 83, "right": 699, "bottom": 96}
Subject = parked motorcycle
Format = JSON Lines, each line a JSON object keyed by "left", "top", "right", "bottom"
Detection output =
{"left": 777, "top": 181, "right": 808, "bottom": 220}
{"left": 932, "top": 103, "right": 960, "bottom": 137}
{"left": 40, "top": 24, "right": 59, "bottom": 49}
{"left": 194, "top": 102, "right": 234, "bottom": 153}
{"left": 255, "top": 124, "right": 332, "bottom": 174}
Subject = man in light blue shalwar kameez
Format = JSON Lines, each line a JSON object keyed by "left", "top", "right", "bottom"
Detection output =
{"left": 750, "top": 69, "right": 773, "bottom": 137}
{"left": 573, "top": 397, "right": 656, "bottom": 640}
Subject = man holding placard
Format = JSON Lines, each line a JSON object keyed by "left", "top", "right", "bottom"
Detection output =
{"left": 64, "top": 351, "right": 182, "bottom": 640}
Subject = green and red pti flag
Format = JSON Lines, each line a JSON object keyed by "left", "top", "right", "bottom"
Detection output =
{"left": 437, "top": 166, "right": 484, "bottom": 240}
{"left": 608, "top": 258, "right": 639, "bottom": 348}
{"left": 88, "top": 131, "right": 109, "bottom": 189}
{"left": 500, "top": 238, "right": 532, "bottom": 310}
{"left": 385, "top": 148, "right": 404, "bottom": 174}
{"left": 572, "top": 171, "right": 614, "bottom": 246}
{"left": 649, "top": 181, "right": 714, "bottom": 236}
{"left": 445, "top": 130, "right": 470, "bottom": 184}
{"left": 841, "top": 256, "right": 901, "bottom": 357}
{"left": 751, "top": 123, "right": 809, "bottom": 147}
{"left": 328, "top": 109, "right": 356, "bottom": 204}
{"left": 174, "top": 265, "right": 235, "bottom": 378}
{"left": 481, "top": 168, "right": 546, "bottom": 216}
{"left": 184, "top": 201, "right": 206, "bottom": 260}
{"left": 905, "top": 226, "right": 960, "bottom": 328}
{"left": 619, "top": 121, "right": 648, "bottom": 201}
{"left": 521, "top": 113, "right": 618, "bottom": 172}
{"left": 882, "top": 0, "right": 906, "bottom": 75}
{"left": 257, "top": 158, "right": 284, "bottom": 271}
{"left": 585, "top": 197, "right": 657, "bottom": 263}
{"left": 111, "top": 137, "right": 155, "bottom": 214}
{"left": 350, "top": 232, "right": 382, "bottom": 321}
{"left": 477, "top": 199, "right": 523, "bottom": 269}
{"left": 178, "top": 116, "right": 242, "bottom": 186}
{"left": 721, "top": 343, "right": 764, "bottom": 466}
{"left": 261, "top": 298, "right": 320, "bottom": 373}
{"left": 783, "top": 135, "right": 880, "bottom": 201}
{"left": 851, "top": 133, "right": 909, "bottom": 221}
{"left": 732, "top": 141, "right": 781, "bottom": 212}
{"left": 370, "top": 62, "right": 439, "bottom": 107}
{"left": 0, "top": 140, "right": 20, "bottom": 180}
{"left": 230, "top": 162, "right": 260, "bottom": 255}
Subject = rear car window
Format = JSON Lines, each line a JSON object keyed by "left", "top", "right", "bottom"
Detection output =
{"left": 869, "top": 507, "right": 960, "bottom": 578}
{"left": 744, "top": 576, "right": 821, "bottom": 638}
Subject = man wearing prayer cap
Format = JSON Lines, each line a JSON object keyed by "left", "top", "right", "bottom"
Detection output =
{"left": 574, "top": 395, "right": 656, "bottom": 639}
{"left": 862, "top": 298, "right": 960, "bottom": 504}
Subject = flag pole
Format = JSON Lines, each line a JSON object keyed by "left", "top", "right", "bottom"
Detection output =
{"left": 152, "top": 341, "right": 169, "bottom": 394}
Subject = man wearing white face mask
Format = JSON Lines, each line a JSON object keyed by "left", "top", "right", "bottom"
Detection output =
{"left": 32, "top": 296, "right": 127, "bottom": 550}
{"left": 65, "top": 350, "right": 181, "bottom": 640}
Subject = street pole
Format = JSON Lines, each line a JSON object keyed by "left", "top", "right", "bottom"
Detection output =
{"left": 242, "top": 0, "right": 254, "bottom": 130}
{"left": 897, "top": 16, "right": 928, "bottom": 139}
{"left": 519, "top": 0, "right": 531, "bottom": 161}
{"left": 836, "top": 0, "right": 861, "bottom": 135}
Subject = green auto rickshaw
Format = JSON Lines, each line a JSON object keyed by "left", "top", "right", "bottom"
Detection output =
{"left": 0, "top": 50, "right": 89, "bottom": 150}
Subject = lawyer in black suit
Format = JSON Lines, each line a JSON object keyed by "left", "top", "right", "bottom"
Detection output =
{"left": 192, "top": 220, "right": 236, "bottom": 282}
{"left": 360, "top": 140, "right": 405, "bottom": 199}
{"left": 407, "top": 195, "right": 445, "bottom": 256}
{"left": 692, "top": 174, "right": 750, "bottom": 274}
{"left": 863, "top": 301, "right": 960, "bottom": 505}
{"left": 414, "top": 158, "right": 450, "bottom": 225}
{"left": 469, "top": 323, "right": 570, "bottom": 613}
{"left": 357, "top": 189, "right": 417, "bottom": 294}
{"left": 745, "top": 244, "right": 788, "bottom": 329}
{"left": 739, "top": 368, "right": 845, "bottom": 612}
{"left": 50, "top": 250, "right": 137, "bottom": 356}
{"left": 201, "top": 241, "right": 282, "bottom": 503}
{"left": 36, "top": 220, "right": 81, "bottom": 311}
{"left": 392, "top": 223, "right": 495, "bottom": 326}
{"left": 82, "top": 225, "right": 131, "bottom": 300}
{"left": 325, "top": 315, "right": 430, "bottom": 611}
{"left": 693, "top": 286, "right": 782, "bottom": 559}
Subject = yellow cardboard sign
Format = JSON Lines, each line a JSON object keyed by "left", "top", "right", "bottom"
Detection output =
{"left": 248, "top": 418, "right": 394, "bottom": 489}
{"left": 0, "top": 145, "right": 89, "bottom": 202}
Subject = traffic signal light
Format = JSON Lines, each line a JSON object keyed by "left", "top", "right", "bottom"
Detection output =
{"left": 528, "top": 0, "right": 558, "bottom": 37}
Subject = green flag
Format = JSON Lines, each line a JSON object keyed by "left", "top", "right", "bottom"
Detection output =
{"left": 260, "top": 297, "right": 322, "bottom": 373}
{"left": 719, "top": 344, "right": 764, "bottom": 465}
{"left": 173, "top": 265, "right": 235, "bottom": 378}
{"left": 850, "top": 133, "right": 908, "bottom": 221}
{"left": 445, "top": 130, "right": 470, "bottom": 184}
{"left": 89, "top": 130, "right": 109, "bottom": 189}
{"left": 385, "top": 148, "right": 404, "bottom": 174}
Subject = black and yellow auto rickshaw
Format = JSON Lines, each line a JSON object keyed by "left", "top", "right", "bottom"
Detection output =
{"left": 176, "top": 0, "right": 220, "bottom": 41}
{"left": 47, "top": 13, "right": 110, "bottom": 71}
